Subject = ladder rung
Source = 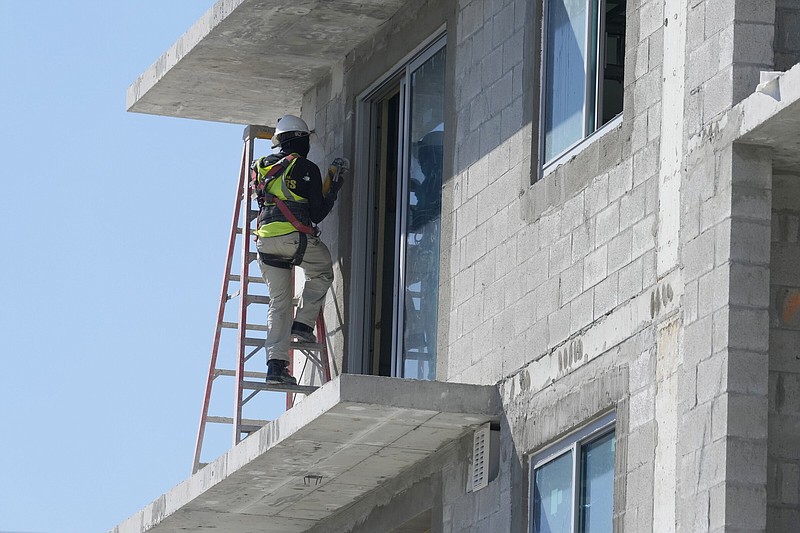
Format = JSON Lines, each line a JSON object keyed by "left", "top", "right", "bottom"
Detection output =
{"left": 244, "top": 337, "right": 265, "bottom": 347}
{"left": 213, "top": 369, "right": 267, "bottom": 379}
{"left": 207, "top": 416, "right": 269, "bottom": 426}
{"left": 228, "top": 275, "right": 265, "bottom": 284}
{"left": 291, "top": 340, "right": 325, "bottom": 351}
{"left": 240, "top": 424, "right": 264, "bottom": 434}
{"left": 221, "top": 321, "right": 268, "bottom": 331}
{"left": 248, "top": 251, "right": 258, "bottom": 263}
{"left": 241, "top": 381, "right": 319, "bottom": 395}
{"left": 247, "top": 294, "right": 271, "bottom": 305}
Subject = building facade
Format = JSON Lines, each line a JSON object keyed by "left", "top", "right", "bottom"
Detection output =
{"left": 118, "top": 0, "right": 800, "bottom": 532}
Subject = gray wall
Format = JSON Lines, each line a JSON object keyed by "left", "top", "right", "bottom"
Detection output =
{"left": 775, "top": 0, "right": 800, "bottom": 71}
{"left": 295, "top": 0, "right": 794, "bottom": 531}
{"left": 768, "top": 173, "right": 800, "bottom": 530}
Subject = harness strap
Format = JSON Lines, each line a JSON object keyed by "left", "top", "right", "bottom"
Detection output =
{"left": 258, "top": 233, "right": 309, "bottom": 270}
{"left": 265, "top": 194, "right": 319, "bottom": 236}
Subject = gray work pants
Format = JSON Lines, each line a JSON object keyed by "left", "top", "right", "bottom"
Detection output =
{"left": 256, "top": 232, "right": 333, "bottom": 362}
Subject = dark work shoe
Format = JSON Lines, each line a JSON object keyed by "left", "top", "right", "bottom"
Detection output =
{"left": 266, "top": 359, "right": 297, "bottom": 386}
{"left": 291, "top": 322, "right": 317, "bottom": 343}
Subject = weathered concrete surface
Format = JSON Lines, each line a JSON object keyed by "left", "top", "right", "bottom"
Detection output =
{"left": 111, "top": 375, "right": 500, "bottom": 533}
{"left": 126, "top": 0, "right": 406, "bottom": 124}
{"left": 737, "top": 63, "right": 800, "bottom": 172}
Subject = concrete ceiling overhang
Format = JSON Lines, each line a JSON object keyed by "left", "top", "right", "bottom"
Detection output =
{"left": 126, "top": 0, "right": 407, "bottom": 125}
{"left": 112, "top": 375, "right": 501, "bottom": 533}
{"left": 736, "top": 62, "right": 800, "bottom": 173}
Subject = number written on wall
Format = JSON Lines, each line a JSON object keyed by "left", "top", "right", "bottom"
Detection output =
{"left": 650, "top": 283, "right": 674, "bottom": 319}
{"left": 557, "top": 339, "right": 585, "bottom": 374}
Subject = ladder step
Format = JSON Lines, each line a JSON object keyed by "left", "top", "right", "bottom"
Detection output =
{"left": 221, "top": 321, "right": 268, "bottom": 331}
{"left": 248, "top": 251, "right": 258, "bottom": 263}
{"left": 240, "top": 424, "right": 265, "bottom": 434}
{"left": 242, "top": 337, "right": 322, "bottom": 349}
{"left": 241, "top": 381, "right": 319, "bottom": 395}
{"left": 206, "top": 416, "right": 269, "bottom": 426}
{"left": 247, "top": 294, "right": 271, "bottom": 305}
{"left": 228, "top": 274, "right": 265, "bottom": 284}
{"left": 213, "top": 369, "right": 267, "bottom": 379}
{"left": 291, "top": 340, "right": 325, "bottom": 351}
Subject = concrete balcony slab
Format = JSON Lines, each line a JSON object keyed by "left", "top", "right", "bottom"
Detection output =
{"left": 126, "top": 0, "right": 405, "bottom": 125}
{"left": 111, "top": 375, "right": 501, "bottom": 533}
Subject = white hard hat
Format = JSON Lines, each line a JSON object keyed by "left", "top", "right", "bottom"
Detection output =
{"left": 272, "top": 114, "right": 310, "bottom": 148}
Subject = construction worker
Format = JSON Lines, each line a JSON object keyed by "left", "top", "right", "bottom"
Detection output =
{"left": 250, "top": 115, "right": 343, "bottom": 385}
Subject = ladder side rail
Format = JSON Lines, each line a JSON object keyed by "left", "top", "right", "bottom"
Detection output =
{"left": 316, "top": 312, "right": 332, "bottom": 382}
{"left": 192, "top": 141, "right": 250, "bottom": 474}
{"left": 234, "top": 133, "right": 256, "bottom": 445}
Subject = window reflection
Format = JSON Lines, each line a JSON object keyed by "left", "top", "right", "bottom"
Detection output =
{"left": 402, "top": 47, "right": 445, "bottom": 380}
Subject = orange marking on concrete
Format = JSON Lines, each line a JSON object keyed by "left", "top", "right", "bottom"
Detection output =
{"left": 783, "top": 291, "right": 800, "bottom": 324}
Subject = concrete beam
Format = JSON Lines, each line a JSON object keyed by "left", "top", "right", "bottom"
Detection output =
{"left": 111, "top": 375, "right": 501, "bottom": 533}
{"left": 126, "top": 0, "right": 406, "bottom": 125}
{"left": 737, "top": 63, "right": 800, "bottom": 172}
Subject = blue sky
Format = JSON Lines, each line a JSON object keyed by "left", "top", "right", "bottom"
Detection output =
{"left": 0, "top": 2, "right": 283, "bottom": 531}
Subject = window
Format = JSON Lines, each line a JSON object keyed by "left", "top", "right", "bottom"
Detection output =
{"left": 530, "top": 413, "right": 616, "bottom": 533}
{"left": 354, "top": 34, "right": 446, "bottom": 380}
{"left": 542, "top": 0, "right": 626, "bottom": 163}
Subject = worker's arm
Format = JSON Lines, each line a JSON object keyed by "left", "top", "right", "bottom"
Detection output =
{"left": 292, "top": 158, "right": 338, "bottom": 223}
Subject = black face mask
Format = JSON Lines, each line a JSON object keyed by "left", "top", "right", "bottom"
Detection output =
{"left": 280, "top": 136, "right": 310, "bottom": 157}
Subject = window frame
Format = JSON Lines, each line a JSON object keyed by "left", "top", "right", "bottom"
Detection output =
{"left": 538, "top": 0, "right": 626, "bottom": 174}
{"left": 528, "top": 411, "right": 616, "bottom": 533}
{"left": 349, "top": 29, "right": 447, "bottom": 378}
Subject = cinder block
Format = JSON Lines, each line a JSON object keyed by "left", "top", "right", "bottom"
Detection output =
{"left": 634, "top": 68, "right": 662, "bottom": 116}
{"left": 703, "top": 66, "right": 734, "bottom": 120}
{"left": 685, "top": 279, "right": 700, "bottom": 325}
{"left": 560, "top": 192, "right": 586, "bottom": 236}
{"left": 734, "top": 22, "right": 775, "bottom": 66}
{"left": 620, "top": 184, "right": 647, "bottom": 231}
{"left": 547, "top": 305, "right": 571, "bottom": 348}
{"left": 687, "top": 1, "right": 706, "bottom": 52}
{"left": 631, "top": 214, "right": 656, "bottom": 259}
{"left": 728, "top": 392, "right": 769, "bottom": 439}
{"left": 570, "top": 289, "right": 594, "bottom": 333}
{"left": 535, "top": 276, "right": 560, "bottom": 321}
{"left": 571, "top": 223, "right": 593, "bottom": 263}
{"left": 725, "top": 484, "right": 767, "bottom": 530}
{"left": 607, "top": 228, "right": 633, "bottom": 274}
{"left": 639, "top": 0, "right": 665, "bottom": 41}
{"left": 584, "top": 244, "right": 608, "bottom": 290}
{"left": 501, "top": 96, "right": 523, "bottom": 140}
{"left": 728, "top": 306, "right": 770, "bottom": 352}
{"left": 705, "top": 0, "right": 735, "bottom": 38}
{"left": 618, "top": 256, "right": 644, "bottom": 303}
{"left": 560, "top": 260, "right": 584, "bottom": 305}
{"left": 684, "top": 315, "right": 713, "bottom": 366}
{"left": 609, "top": 159, "right": 634, "bottom": 202}
{"left": 684, "top": 229, "right": 716, "bottom": 282}
{"left": 595, "top": 202, "right": 621, "bottom": 246}
{"left": 727, "top": 437, "right": 768, "bottom": 486}
{"left": 728, "top": 350, "right": 768, "bottom": 396}
{"left": 549, "top": 235, "right": 572, "bottom": 274}
{"left": 524, "top": 248, "right": 549, "bottom": 292}
{"left": 697, "top": 353, "right": 727, "bottom": 405}
{"left": 453, "top": 265, "right": 476, "bottom": 306}
{"left": 492, "top": 3, "right": 515, "bottom": 50}
{"left": 593, "top": 272, "right": 619, "bottom": 317}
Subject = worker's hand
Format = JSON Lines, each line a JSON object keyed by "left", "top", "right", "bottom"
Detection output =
{"left": 330, "top": 175, "right": 345, "bottom": 195}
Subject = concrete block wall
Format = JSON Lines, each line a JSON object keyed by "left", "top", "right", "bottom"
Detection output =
{"left": 294, "top": 0, "right": 787, "bottom": 531}
{"left": 685, "top": 0, "right": 775, "bottom": 138}
{"left": 768, "top": 173, "right": 800, "bottom": 531}
{"left": 775, "top": 0, "right": 800, "bottom": 71}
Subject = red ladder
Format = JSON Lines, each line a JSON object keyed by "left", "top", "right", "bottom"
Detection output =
{"left": 191, "top": 125, "right": 332, "bottom": 474}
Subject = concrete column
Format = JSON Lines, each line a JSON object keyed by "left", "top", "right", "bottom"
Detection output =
{"left": 678, "top": 143, "right": 772, "bottom": 533}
